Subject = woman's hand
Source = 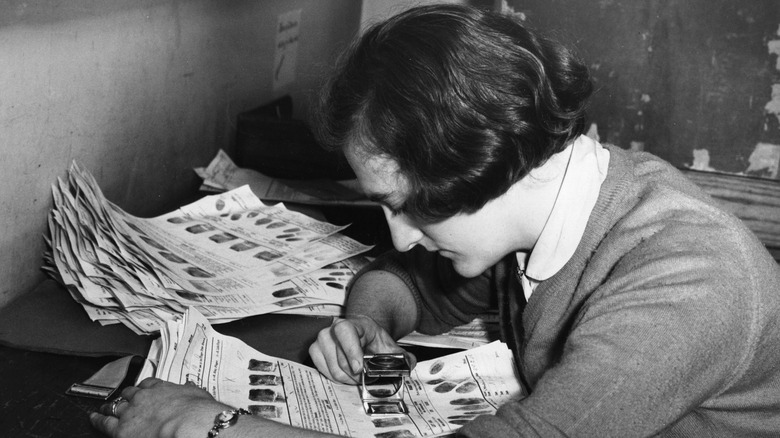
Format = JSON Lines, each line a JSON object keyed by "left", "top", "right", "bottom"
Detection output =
{"left": 308, "top": 315, "right": 416, "bottom": 385}
{"left": 90, "top": 377, "right": 230, "bottom": 438}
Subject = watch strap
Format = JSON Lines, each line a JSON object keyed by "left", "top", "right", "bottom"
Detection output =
{"left": 208, "top": 408, "right": 252, "bottom": 437}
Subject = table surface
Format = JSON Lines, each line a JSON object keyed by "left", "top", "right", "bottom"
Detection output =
{"left": 0, "top": 339, "right": 456, "bottom": 437}
{"left": 0, "top": 344, "right": 126, "bottom": 437}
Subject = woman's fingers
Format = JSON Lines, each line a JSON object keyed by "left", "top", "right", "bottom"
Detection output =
{"left": 98, "top": 402, "right": 113, "bottom": 417}
{"left": 308, "top": 341, "right": 328, "bottom": 375}
{"left": 309, "top": 316, "right": 414, "bottom": 385}
{"left": 89, "top": 412, "right": 119, "bottom": 436}
{"left": 309, "top": 319, "right": 364, "bottom": 384}
{"left": 137, "top": 377, "right": 163, "bottom": 389}
{"left": 331, "top": 318, "right": 365, "bottom": 375}
{"left": 90, "top": 377, "right": 225, "bottom": 437}
{"left": 404, "top": 350, "right": 417, "bottom": 372}
{"left": 120, "top": 385, "right": 140, "bottom": 400}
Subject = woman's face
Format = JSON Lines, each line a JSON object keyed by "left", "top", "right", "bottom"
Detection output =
{"left": 346, "top": 148, "right": 523, "bottom": 278}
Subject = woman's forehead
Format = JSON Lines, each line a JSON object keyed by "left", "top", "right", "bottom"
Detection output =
{"left": 345, "top": 148, "right": 409, "bottom": 207}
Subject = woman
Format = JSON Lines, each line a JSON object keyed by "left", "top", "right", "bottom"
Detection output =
{"left": 91, "top": 4, "right": 780, "bottom": 437}
{"left": 307, "top": 4, "right": 780, "bottom": 437}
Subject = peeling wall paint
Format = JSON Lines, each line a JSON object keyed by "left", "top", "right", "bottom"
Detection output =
{"left": 766, "top": 84, "right": 780, "bottom": 125}
{"left": 508, "top": 0, "right": 780, "bottom": 181}
{"left": 751, "top": 24, "right": 780, "bottom": 179}
{"left": 768, "top": 25, "right": 780, "bottom": 70}
{"left": 686, "top": 23, "right": 780, "bottom": 179}
{"left": 690, "top": 149, "right": 717, "bottom": 172}
{"left": 746, "top": 143, "right": 780, "bottom": 178}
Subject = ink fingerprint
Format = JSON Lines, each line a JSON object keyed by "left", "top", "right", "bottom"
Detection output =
{"left": 456, "top": 403, "right": 490, "bottom": 411}
{"left": 374, "top": 430, "right": 416, "bottom": 438}
{"left": 450, "top": 398, "right": 484, "bottom": 406}
{"left": 428, "top": 360, "right": 444, "bottom": 375}
{"left": 326, "top": 282, "right": 344, "bottom": 289}
{"left": 447, "top": 418, "right": 473, "bottom": 425}
{"left": 463, "top": 409, "right": 493, "bottom": 415}
{"left": 248, "top": 359, "right": 275, "bottom": 372}
{"left": 434, "top": 381, "right": 457, "bottom": 393}
{"left": 209, "top": 232, "right": 237, "bottom": 243}
{"left": 455, "top": 381, "right": 478, "bottom": 393}
{"left": 371, "top": 417, "right": 407, "bottom": 428}
{"left": 249, "top": 374, "right": 281, "bottom": 385}
{"left": 159, "top": 251, "right": 187, "bottom": 264}
{"left": 184, "top": 267, "right": 214, "bottom": 278}
{"left": 254, "top": 218, "right": 272, "bottom": 226}
{"left": 425, "top": 379, "right": 445, "bottom": 385}
{"left": 283, "top": 227, "right": 301, "bottom": 233}
{"left": 248, "top": 404, "right": 281, "bottom": 418}
{"left": 248, "top": 388, "right": 285, "bottom": 403}
{"left": 254, "top": 251, "right": 282, "bottom": 261}
{"left": 272, "top": 288, "right": 299, "bottom": 298}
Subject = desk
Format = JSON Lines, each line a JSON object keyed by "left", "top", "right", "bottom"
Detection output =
{"left": 0, "top": 279, "right": 332, "bottom": 437}
{"left": 0, "top": 280, "right": 454, "bottom": 437}
{"left": 0, "top": 344, "right": 122, "bottom": 437}
{"left": 0, "top": 336, "right": 454, "bottom": 438}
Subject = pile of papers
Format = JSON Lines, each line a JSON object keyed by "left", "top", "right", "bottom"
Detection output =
{"left": 139, "top": 307, "right": 523, "bottom": 437}
{"left": 43, "top": 163, "right": 373, "bottom": 335}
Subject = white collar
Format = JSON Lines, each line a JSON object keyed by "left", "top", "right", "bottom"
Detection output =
{"left": 516, "top": 135, "right": 610, "bottom": 293}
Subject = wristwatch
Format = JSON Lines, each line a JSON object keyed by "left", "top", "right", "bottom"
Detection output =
{"left": 207, "top": 408, "right": 252, "bottom": 437}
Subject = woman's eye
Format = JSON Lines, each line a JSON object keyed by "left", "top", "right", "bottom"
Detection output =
{"left": 382, "top": 204, "right": 401, "bottom": 217}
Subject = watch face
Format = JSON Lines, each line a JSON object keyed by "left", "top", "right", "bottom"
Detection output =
{"left": 217, "top": 410, "right": 235, "bottom": 424}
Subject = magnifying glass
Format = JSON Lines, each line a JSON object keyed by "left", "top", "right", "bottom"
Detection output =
{"left": 360, "top": 354, "right": 411, "bottom": 416}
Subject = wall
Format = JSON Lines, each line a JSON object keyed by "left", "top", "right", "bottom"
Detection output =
{"left": 0, "top": 0, "right": 361, "bottom": 308}
{"left": 503, "top": 0, "right": 780, "bottom": 180}
{"left": 360, "top": 0, "right": 496, "bottom": 31}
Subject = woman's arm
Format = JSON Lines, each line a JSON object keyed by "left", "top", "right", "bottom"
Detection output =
{"left": 90, "top": 378, "right": 340, "bottom": 438}
{"left": 309, "top": 269, "right": 419, "bottom": 384}
{"left": 345, "top": 269, "right": 419, "bottom": 338}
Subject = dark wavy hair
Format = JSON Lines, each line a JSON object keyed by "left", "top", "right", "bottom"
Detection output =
{"left": 313, "top": 4, "right": 592, "bottom": 223}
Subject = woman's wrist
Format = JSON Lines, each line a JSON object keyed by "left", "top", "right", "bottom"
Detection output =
{"left": 171, "top": 401, "right": 234, "bottom": 438}
{"left": 207, "top": 408, "right": 253, "bottom": 437}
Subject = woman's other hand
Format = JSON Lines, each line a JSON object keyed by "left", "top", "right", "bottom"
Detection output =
{"left": 90, "top": 377, "right": 229, "bottom": 438}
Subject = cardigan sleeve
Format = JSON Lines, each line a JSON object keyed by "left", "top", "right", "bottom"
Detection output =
{"left": 456, "top": 218, "right": 779, "bottom": 437}
{"left": 351, "top": 246, "right": 498, "bottom": 335}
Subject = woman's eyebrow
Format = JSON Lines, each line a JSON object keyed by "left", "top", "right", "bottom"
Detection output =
{"left": 366, "top": 192, "right": 404, "bottom": 212}
{"left": 366, "top": 192, "right": 391, "bottom": 204}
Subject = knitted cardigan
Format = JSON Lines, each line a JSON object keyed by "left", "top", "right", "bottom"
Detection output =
{"left": 361, "top": 145, "right": 780, "bottom": 437}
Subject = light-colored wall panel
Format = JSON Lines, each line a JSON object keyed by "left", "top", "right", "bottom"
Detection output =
{"left": 0, "top": 0, "right": 360, "bottom": 307}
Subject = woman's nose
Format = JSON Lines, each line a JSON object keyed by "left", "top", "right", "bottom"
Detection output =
{"left": 383, "top": 209, "right": 424, "bottom": 252}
